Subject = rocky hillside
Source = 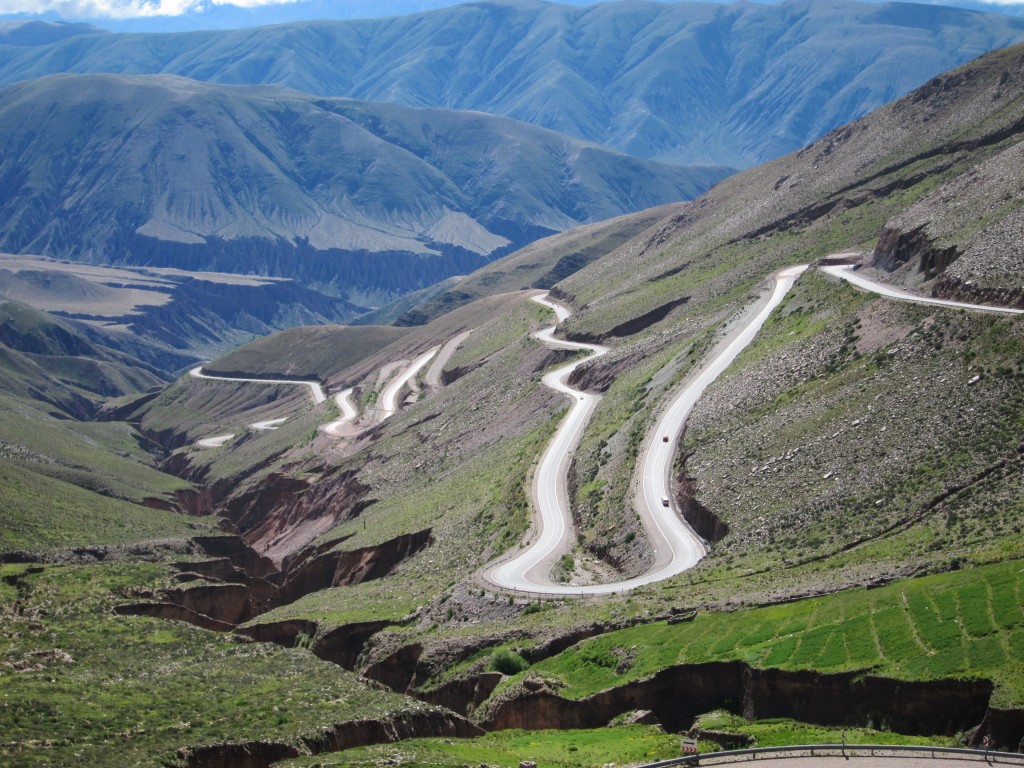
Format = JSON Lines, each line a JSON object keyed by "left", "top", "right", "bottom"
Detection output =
{"left": 122, "top": 39, "right": 1024, "bottom": 622}
{"left": 3, "top": 37, "right": 1024, "bottom": 768}
{"left": 0, "top": 73, "right": 729, "bottom": 304}
{"left": 1, "top": 1, "right": 1023, "bottom": 166}
{"left": 162, "top": 40, "right": 1024, "bottom": 726}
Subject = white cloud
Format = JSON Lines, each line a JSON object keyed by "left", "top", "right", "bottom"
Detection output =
{"left": 0, "top": 0, "right": 301, "bottom": 19}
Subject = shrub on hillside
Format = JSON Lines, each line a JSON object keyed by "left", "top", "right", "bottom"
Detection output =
{"left": 490, "top": 648, "right": 529, "bottom": 675}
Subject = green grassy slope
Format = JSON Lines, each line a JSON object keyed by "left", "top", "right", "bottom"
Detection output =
{"left": 0, "top": 462, "right": 215, "bottom": 553}
{"left": 0, "top": 301, "right": 221, "bottom": 556}
{"left": 206, "top": 324, "right": 410, "bottom": 381}
{"left": 516, "top": 559, "right": 1024, "bottom": 708}
{"left": 5, "top": 39, "right": 1024, "bottom": 768}
{"left": 274, "top": 47, "right": 1024, "bottom": 729}
{"left": 0, "top": 561, "right": 441, "bottom": 767}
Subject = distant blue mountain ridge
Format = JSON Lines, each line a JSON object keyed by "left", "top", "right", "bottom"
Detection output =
{"left": 1, "top": 0, "right": 1023, "bottom": 167}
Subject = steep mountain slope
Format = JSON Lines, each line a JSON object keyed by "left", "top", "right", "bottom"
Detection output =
{"left": 0, "top": 299, "right": 223, "bottom": 555}
{"left": 5, "top": 37, "right": 1024, "bottom": 768}
{"left": 169, "top": 42, "right": 1024, "bottom": 747}
{"left": 0, "top": 300, "right": 169, "bottom": 416}
{"left": 122, "top": 40, "right": 1024, "bottom": 618}
{"left": 0, "top": 1, "right": 1022, "bottom": 166}
{"left": 0, "top": 73, "right": 728, "bottom": 303}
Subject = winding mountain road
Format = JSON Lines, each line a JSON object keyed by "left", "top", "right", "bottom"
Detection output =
{"left": 483, "top": 268, "right": 807, "bottom": 596}
{"left": 482, "top": 295, "right": 609, "bottom": 592}
{"left": 483, "top": 261, "right": 1022, "bottom": 597}
{"left": 192, "top": 340, "right": 453, "bottom": 446}
{"left": 189, "top": 365, "right": 327, "bottom": 447}
{"left": 425, "top": 331, "right": 472, "bottom": 390}
{"left": 322, "top": 388, "right": 358, "bottom": 436}
{"left": 189, "top": 366, "right": 326, "bottom": 403}
{"left": 823, "top": 264, "right": 1024, "bottom": 315}
{"left": 379, "top": 346, "right": 440, "bottom": 419}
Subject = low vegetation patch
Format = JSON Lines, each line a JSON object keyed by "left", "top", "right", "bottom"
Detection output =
{"left": 694, "top": 711, "right": 955, "bottom": 749}
{"left": 0, "top": 561, "right": 423, "bottom": 767}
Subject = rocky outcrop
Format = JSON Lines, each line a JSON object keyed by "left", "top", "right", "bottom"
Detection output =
{"left": 235, "top": 619, "right": 318, "bottom": 647}
{"left": 483, "top": 662, "right": 994, "bottom": 737}
{"left": 303, "top": 709, "right": 484, "bottom": 754}
{"left": 171, "top": 557, "right": 247, "bottom": 583}
{"left": 567, "top": 350, "right": 644, "bottom": 393}
{"left": 176, "top": 739, "right": 300, "bottom": 768}
{"left": 114, "top": 601, "right": 236, "bottom": 632}
{"left": 439, "top": 363, "right": 478, "bottom": 386}
{"left": 871, "top": 225, "right": 959, "bottom": 279}
{"left": 192, "top": 536, "right": 276, "bottom": 579}
{"left": 521, "top": 623, "right": 626, "bottom": 663}
{"left": 160, "top": 583, "right": 269, "bottom": 626}
{"left": 363, "top": 643, "right": 425, "bottom": 693}
{"left": 485, "top": 662, "right": 747, "bottom": 732}
{"left": 365, "top": 627, "right": 541, "bottom": 695}
{"left": 173, "top": 487, "right": 219, "bottom": 517}
{"left": 970, "top": 706, "right": 1024, "bottom": 751}
{"left": 131, "top": 531, "right": 429, "bottom": 641}
{"left": 562, "top": 296, "right": 690, "bottom": 342}
{"left": 674, "top": 468, "right": 729, "bottom": 544}
{"left": 932, "top": 276, "right": 1024, "bottom": 310}
{"left": 743, "top": 667, "right": 991, "bottom": 735}
{"left": 234, "top": 618, "right": 396, "bottom": 670}
{"left": 223, "top": 469, "right": 376, "bottom": 564}
{"left": 604, "top": 297, "right": 691, "bottom": 339}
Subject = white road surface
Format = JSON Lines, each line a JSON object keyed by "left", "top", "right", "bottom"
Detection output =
{"left": 189, "top": 366, "right": 326, "bottom": 403}
{"left": 322, "top": 388, "right": 358, "bottom": 436}
{"left": 190, "top": 365, "right": 324, "bottom": 447}
{"left": 823, "top": 264, "right": 1024, "bottom": 315}
{"left": 192, "top": 340, "right": 454, "bottom": 446}
{"left": 379, "top": 346, "right": 440, "bottom": 418}
{"left": 196, "top": 434, "right": 235, "bottom": 448}
{"left": 250, "top": 417, "right": 288, "bottom": 431}
{"left": 483, "top": 259, "right": 1024, "bottom": 596}
{"left": 425, "top": 330, "right": 473, "bottom": 390}
{"left": 483, "top": 295, "right": 609, "bottom": 593}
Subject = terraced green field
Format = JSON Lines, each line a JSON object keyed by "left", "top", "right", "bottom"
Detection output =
{"left": 521, "top": 560, "right": 1024, "bottom": 707}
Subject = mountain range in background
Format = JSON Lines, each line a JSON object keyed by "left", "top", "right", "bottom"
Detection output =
{"left": 0, "top": 0, "right": 1021, "bottom": 330}
{"left": 1, "top": 0, "right": 1023, "bottom": 167}
{"left": 0, "top": 72, "right": 729, "bottom": 307}
{"left": 2, "top": 0, "right": 1024, "bottom": 33}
